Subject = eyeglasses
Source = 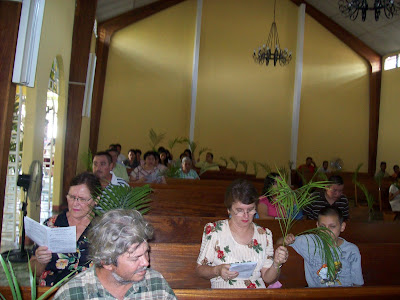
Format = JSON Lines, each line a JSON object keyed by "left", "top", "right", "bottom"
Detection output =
{"left": 231, "top": 208, "right": 257, "bottom": 217}
{"left": 66, "top": 194, "right": 92, "bottom": 203}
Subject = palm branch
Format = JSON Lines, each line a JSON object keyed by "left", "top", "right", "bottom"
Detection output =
{"left": 355, "top": 181, "right": 375, "bottom": 220}
{"left": 352, "top": 163, "right": 363, "bottom": 184}
{"left": 168, "top": 137, "right": 185, "bottom": 151}
{"left": 149, "top": 128, "right": 166, "bottom": 151}
{"left": 94, "top": 184, "right": 152, "bottom": 216}
{"left": 229, "top": 156, "right": 239, "bottom": 169}
{"left": 239, "top": 160, "right": 248, "bottom": 173}
{"left": 199, "top": 163, "right": 220, "bottom": 176}
{"left": 80, "top": 148, "right": 93, "bottom": 172}
{"left": 161, "top": 160, "right": 182, "bottom": 178}
{"left": 252, "top": 161, "right": 259, "bottom": 177}
{"left": 182, "top": 138, "right": 197, "bottom": 154}
{"left": 220, "top": 157, "right": 229, "bottom": 168}
{"left": 267, "top": 171, "right": 340, "bottom": 280}
{"left": 258, "top": 162, "right": 272, "bottom": 174}
{"left": 198, "top": 147, "right": 211, "bottom": 159}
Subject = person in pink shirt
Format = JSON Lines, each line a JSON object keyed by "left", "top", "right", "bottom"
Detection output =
{"left": 258, "top": 173, "right": 281, "bottom": 219}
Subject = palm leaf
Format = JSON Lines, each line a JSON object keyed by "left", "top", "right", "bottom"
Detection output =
{"left": 229, "top": 156, "right": 238, "bottom": 169}
{"left": 161, "top": 160, "right": 181, "bottom": 178}
{"left": 168, "top": 137, "right": 185, "bottom": 150}
{"left": 239, "top": 161, "right": 248, "bottom": 173}
{"left": 258, "top": 162, "right": 271, "bottom": 174}
{"left": 182, "top": 138, "right": 197, "bottom": 154}
{"left": 252, "top": 161, "right": 259, "bottom": 177}
{"left": 355, "top": 181, "right": 375, "bottom": 214}
{"left": 149, "top": 128, "right": 166, "bottom": 151}
{"left": 199, "top": 163, "right": 220, "bottom": 176}
{"left": 220, "top": 157, "right": 229, "bottom": 168}
{"left": 0, "top": 255, "right": 18, "bottom": 300}
{"left": 94, "top": 184, "right": 152, "bottom": 216}
{"left": 352, "top": 163, "right": 363, "bottom": 184}
{"left": 37, "top": 271, "right": 75, "bottom": 300}
{"left": 8, "top": 260, "right": 21, "bottom": 300}
{"left": 198, "top": 147, "right": 211, "bottom": 159}
{"left": 267, "top": 170, "right": 340, "bottom": 278}
{"left": 28, "top": 254, "right": 36, "bottom": 300}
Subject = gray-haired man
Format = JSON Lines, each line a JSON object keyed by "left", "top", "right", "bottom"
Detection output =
{"left": 54, "top": 209, "right": 176, "bottom": 300}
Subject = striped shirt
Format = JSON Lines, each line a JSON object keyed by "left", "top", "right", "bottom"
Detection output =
{"left": 53, "top": 267, "right": 177, "bottom": 300}
{"left": 304, "top": 190, "right": 349, "bottom": 221}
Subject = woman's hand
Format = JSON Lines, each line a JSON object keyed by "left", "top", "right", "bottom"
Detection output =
{"left": 35, "top": 246, "right": 52, "bottom": 265}
{"left": 215, "top": 264, "right": 239, "bottom": 281}
{"left": 273, "top": 246, "right": 289, "bottom": 267}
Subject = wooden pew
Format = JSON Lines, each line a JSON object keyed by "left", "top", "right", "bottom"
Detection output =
{"left": 145, "top": 215, "right": 400, "bottom": 244}
{"left": 148, "top": 242, "right": 400, "bottom": 289}
{"left": 3, "top": 285, "right": 400, "bottom": 300}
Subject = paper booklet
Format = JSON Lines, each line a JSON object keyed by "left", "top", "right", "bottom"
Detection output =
{"left": 229, "top": 262, "right": 257, "bottom": 279}
{"left": 24, "top": 216, "right": 77, "bottom": 253}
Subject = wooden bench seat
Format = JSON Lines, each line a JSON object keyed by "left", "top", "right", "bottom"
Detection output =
{"left": 3, "top": 285, "right": 400, "bottom": 300}
{"left": 148, "top": 242, "right": 400, "bottom": 289}
{"left": 145, "top": 215, "right": 400, "bottom": 244}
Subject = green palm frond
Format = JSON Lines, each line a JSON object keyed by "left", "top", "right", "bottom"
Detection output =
{"left": 81, "top": 148, "right": 93, "bottom": 172}
{"left": 149, "top": 128, "right": 166, "bottom": 151}
{"left": 0, "top": 255, "right": 18, "bottom": 300}
{"left": 239, "top": 161, "right": 248, "bottom": 173}
{"left": 352, "top": 163, "right": 363, "bottom": 184}
{"left": 258, "top": 162, "right": 272, "bottom": 174}
{"left": 297, "top": 227, "right": 342, "bottom": 281}
{"left": 199, "top": 163, "right": 220, "bottom": 176}
{"left": 374, "top": 172, "right": 384, "bottom": 187}
{"left": 161, "top": 161, "right": 181, "bottom": 178}
{"left": 252, "top": 161, "right": 259, "bottom": 177}
{"left": 229, "top": 156, "right": 239, "bottom": 169}
{"left": 355, "top": 181, "right": 375, "bottom": 213}
{"left": 220, "top": 157, "right": 229, "bottom": 168}
{"left": 277, "top": 166, "right": 289, "bottom": 181}
{"left": 267, "top": 170, "right": 340, "bottom": 278}
{"left": 182, "top": 138, "right": 197, "bottom": 154}
{"left": 198, "top": 147, "right": 211, "bottom": 159}
{"left": 168, "top": 137, "right": 185, "bottom": 150}
{"left": 94, "top": 184, "right": 153, "bottom": 216}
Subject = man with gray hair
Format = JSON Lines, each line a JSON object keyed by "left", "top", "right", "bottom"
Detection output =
{"left": 54, "top": 209, "right": 177, "bottom": 299}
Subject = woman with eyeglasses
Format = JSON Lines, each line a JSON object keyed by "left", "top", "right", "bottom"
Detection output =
{"left": 196, "top": 179, "right": 289, "bottom": 288}
{"left": 29, "top": 172, "right": 101, "bottom": 286}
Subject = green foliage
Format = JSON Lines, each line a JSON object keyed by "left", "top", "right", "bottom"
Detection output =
{"left": 198, "top": 147, "right": 211, "bottom": 159}
{"left": 258, "top": 162, "right": 271, "bottom": 175}
{"left": 0, "top": 254, "right": 73, "bottom": 300}
{"left": 168, "top": 137, "right": 185, "bottom": 151}
{"left": 239, "top": 161, "right": 248, "bottom": 173}
{"left": 199, "top": 163, "right": 220, "bottom": 176}
{"left": 252, "top": 161, "right": 259, "bottom": 177}
{"left": 352, "top": 163, "right": 363, "bottom": 184}
{"left": 182, "top": 138, "right": 197, "bottom": 154}
{"left": 229, "top": 157, "right": 238, "bottom": 169}
{"left": 80, "top": 148, "right": 93, "bottom": 172}
{"left": 220, "top": 157, "right": 229, "bottom": 168}
{"left": 267, "top": 171, "right": 340, "bottom": 280}
{"left": 353, "top": 163, "right": 375, "bottom": 220}
{"left": 161, "top": 161, "right": 182, "bottom": 178}
{"left": 94, "top": 184, "right": 152, "bottom": 216}
{"left": 149, "top": 129, "right": 166, "bottom": 151}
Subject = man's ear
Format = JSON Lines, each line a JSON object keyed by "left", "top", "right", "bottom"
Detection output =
{"left": 102, "top": 263, "right": 116, "bottom": 272}
{"left": 340, "top": 221, "right": 346, "bottom": 233}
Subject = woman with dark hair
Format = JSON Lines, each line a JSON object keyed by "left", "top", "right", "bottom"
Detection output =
{"left": 258, "top": 173, "right": 281, "bottom": 220}
{"left": 29, "top": 172, "right": 101, "bottom": 286}
{"left": 123, "top": 149, "right": 138, "bottom": 169}
{"left": 159, "top": 150, "right": 169, "bottom": 167}
{"left": 130, "top": 151, "right": 166, "bottom": 183}
{"left": 196, "top": 179, "right": 289, "bottom": 289}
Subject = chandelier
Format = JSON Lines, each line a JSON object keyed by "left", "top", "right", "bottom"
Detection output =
{"left": 252, "top": 0, "right": 292, "bottom": 67}
{"left": 338, "top": 0, "right": 400, "bottom": 21}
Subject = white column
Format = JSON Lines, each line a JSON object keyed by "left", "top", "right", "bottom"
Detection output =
{"left": 290, "top": 3, "right": 306, "bottom": 168}
{"left": 189, "top": 0, "right": 203, "bottom": 141}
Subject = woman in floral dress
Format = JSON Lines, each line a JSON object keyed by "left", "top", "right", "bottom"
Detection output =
{"left": 196, "top": 179, "right": 289, "bottom": 288}
{"left": 29, "top": 172, "right": 101, "bottom": 286}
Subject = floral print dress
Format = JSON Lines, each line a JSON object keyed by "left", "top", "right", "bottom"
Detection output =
{"left": 32, "top": 210, "right": 93, "bottom": 286}
{"left": 197, "top": 219, "right": 275, "bottom": 288}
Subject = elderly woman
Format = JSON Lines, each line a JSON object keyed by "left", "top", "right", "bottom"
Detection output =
{"left": 130, "top": 151, "right": 166, "bottom": 183}
{"left": 196, "top": 179, "right": 288, "bottom": 288}
{"left": 29, "top": 172, "right": 101, "bottom": 286}
{"left": 178, "top": 157, "right": 200, "bottom": 179}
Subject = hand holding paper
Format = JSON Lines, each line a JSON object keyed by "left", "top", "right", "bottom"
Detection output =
{"left": 229, "top": 262, "right": 257, "bottom": 279}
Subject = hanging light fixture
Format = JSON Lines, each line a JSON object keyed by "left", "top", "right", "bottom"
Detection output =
{"left": 338, "top": 0, "right": 400, "bottom": 21}
{"left": 252, "top": 0, "right": 292, "bottom": 67}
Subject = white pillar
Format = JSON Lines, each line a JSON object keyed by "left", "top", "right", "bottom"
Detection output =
{"left": 290, "top": 3, "right": 306, "bottom": 168}
{"left": 189, "top": 0, "right": 203, "bottom": 141}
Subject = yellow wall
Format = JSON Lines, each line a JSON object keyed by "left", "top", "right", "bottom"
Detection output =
{"left": 297, "top": 15, "right": 370, "bottom": 172}
{"left": 377, "top": 59, "right": 400, "bottom": 171}
{"left": 97, "top": 0, "right": 197, "bottom": 156}
{"left": 23, "top": 0, "right": 75, "bottom": 220}
{"left": 195, "top": 0, "right": 297, "bottom": 176}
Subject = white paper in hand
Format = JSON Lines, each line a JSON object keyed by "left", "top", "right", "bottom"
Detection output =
{"left": 229, "top": 262, "right": 257, "bottom": 279}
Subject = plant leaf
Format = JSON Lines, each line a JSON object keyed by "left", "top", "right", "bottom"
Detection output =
{"left": 239, "top": 161, "right": 248, "bottom": 173}
{"left": 0, "top": 255, "right": 18, "bottom": 300}
{"left": 229, "top": 157, "right": 238, "bottom": 169}
{"left": 8, "top": 260, "right": 21, "bottom": 300}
